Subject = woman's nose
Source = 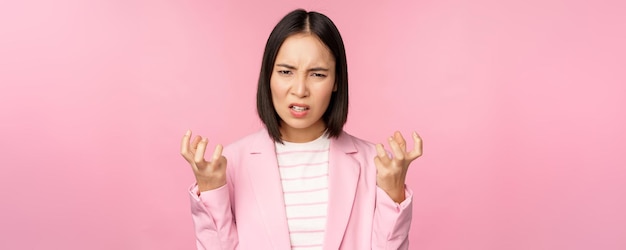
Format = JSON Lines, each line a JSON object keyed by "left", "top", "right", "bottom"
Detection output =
{"left": 291, "top": 75, "right": 309, "bottom": 98}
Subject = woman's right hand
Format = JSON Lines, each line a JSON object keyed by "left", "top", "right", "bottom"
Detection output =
{"left": 180, "top": 130, "right": 227, "bottom": 192}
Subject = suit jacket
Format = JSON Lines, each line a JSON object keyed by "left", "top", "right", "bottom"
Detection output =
{"left": 188, "top": 129, "right": 413, "bottom": 249}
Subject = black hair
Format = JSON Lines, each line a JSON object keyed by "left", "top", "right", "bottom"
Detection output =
{"left": 256, "top": 9, "right": 349, "bottom": 143}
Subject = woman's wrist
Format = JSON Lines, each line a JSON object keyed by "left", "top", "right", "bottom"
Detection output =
{"left": 197, "top": 180, "right": 226, "bottom": 193}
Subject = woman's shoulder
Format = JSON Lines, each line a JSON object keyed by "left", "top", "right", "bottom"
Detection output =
{"left": 224, "top": 129, "right": 269, "bottom": 151}
{"left": 339, "top": 131, "right": 377, "bottom": 152}
{"left": 223, "top": 129, "right": 378, "bottom": 153}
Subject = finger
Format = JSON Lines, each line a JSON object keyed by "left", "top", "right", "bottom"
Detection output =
{"left": 393, "top": 131, "right": 407, "bottom": 152}
{"left": 388, "top": 137, "right": 405, "bottom": 161}
{"left": 180, "top": 130, "right": 192, "bottom": 159}
{"left": 191, "top": 135, "right": 202, "bottom": 152}
{"left": 375, "top": 143, "right": 390, "bottom": 162}
{"left": 211, "top": 144, "right": 224, "bottom": 162}
{"left": 194, "top": 138, "right": 209, "bottom": 165}
{"left": 374, "top": 156, "right": 384, "bottom": 169}
{"left": 407, "top": 131, "right": 423, "bottom": 160}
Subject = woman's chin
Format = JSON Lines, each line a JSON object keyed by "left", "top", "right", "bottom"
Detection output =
{"left": 280, "top": 118, "right": 324, "bottom": 131}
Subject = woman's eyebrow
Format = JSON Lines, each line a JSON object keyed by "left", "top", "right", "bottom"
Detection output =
{"left": 276, "top": 63, "right": 296, "bottom": 69}
{"left": 276, "top": 64, "right": 329, "bottom": 72}
{"left": 307, "top": 67, "right": 329, "bottom": 71}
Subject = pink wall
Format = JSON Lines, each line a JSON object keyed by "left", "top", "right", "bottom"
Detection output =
{"left": 1, "top": 0, "right": 625, "bottom": 249}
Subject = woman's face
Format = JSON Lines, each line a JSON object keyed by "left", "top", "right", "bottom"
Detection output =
{"left": 270, "top": 33, "right": 336, "bottom": 142}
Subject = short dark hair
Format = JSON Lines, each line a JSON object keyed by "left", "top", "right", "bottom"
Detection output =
{"left": 256, "top": 9, "right": 349, "bottom": 143}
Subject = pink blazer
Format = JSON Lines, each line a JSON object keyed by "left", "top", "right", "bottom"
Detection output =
{"left": 188, "top": 129, "right": 413, "bottom": 249}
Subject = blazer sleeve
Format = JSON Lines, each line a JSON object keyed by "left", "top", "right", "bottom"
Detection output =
{"left": 372, "top": 185, "right": 414, "bottom": 250}
{"left": 189, "top": 183, "right": 239, "bottom": 250}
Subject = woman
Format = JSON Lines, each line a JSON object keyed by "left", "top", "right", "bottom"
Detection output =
{"left": 180, "top": 9, "right": 422, "bottom": 250}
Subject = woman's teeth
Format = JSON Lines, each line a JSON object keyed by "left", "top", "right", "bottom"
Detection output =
{"left": 291, "top": 106, "right": 307, "bottom": 111}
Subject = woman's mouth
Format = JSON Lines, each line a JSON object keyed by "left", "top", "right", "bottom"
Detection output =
{"left": 289, "top": 104, "right": 310, "bottom": 118}
{"left": 290, "top": 104, "right": 309, "bottom": 111}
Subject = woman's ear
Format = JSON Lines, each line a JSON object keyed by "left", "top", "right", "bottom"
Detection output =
{"left": 333, "top": 82, "right": 338, "bottom": 92}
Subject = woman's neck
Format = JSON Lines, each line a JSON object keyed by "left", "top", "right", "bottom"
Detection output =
{"left": 279, "top": 120, "right": 327, "bottom": 143}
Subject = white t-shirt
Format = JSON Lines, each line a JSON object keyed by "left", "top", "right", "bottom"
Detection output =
{"left": 275, "top": 133, "right": 331, "bottom": 250}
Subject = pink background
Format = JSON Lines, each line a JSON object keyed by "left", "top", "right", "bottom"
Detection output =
{"left": 1, "top": 0, "right": 625, "bottom": 249}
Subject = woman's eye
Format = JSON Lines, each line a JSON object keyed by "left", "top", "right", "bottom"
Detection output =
{"left": 311, "top": 73, "right": 326, "bottom": 78}
{"left": 278, "top": 70, "right": 292, "bottom": 75}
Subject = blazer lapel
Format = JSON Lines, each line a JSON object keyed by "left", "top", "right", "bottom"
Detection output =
{"left": 323, "top": 132, "right": 360, "bottom": 250}
{"left": 244, "top": 130, "right": 291, "bottom": 249}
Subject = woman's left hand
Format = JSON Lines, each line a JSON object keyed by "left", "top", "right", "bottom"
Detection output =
{"left": 374, "top": 131, "right": 423, "bottom": 203}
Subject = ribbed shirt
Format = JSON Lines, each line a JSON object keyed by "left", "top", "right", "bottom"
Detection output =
{"left": 275, "top": 133, "right": 330, "bottom": 250}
